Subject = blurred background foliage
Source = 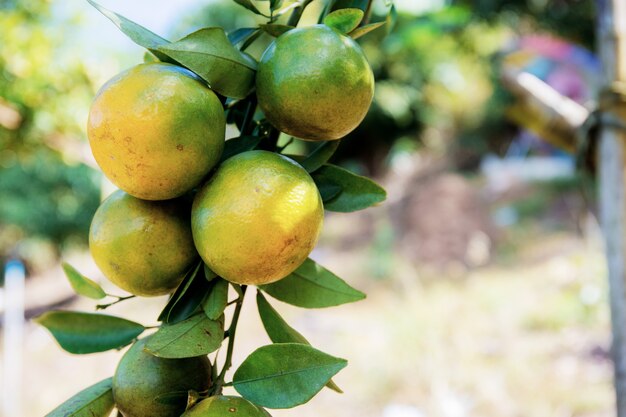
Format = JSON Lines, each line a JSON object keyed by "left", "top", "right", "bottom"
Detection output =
{"left": 0, "top": 0, "right": 595, "bottom": 266}
{"left": 0, "top": 0, "right": 100, "bottom": 272}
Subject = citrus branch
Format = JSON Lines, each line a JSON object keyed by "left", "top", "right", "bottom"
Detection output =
{"left": 95, "top": 295, "right": 136, "bottom": 310}
{"left": 213, "top": 285, "right": 247, "bottom": 394}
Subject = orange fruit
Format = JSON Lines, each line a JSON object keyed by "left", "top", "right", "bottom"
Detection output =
{"left": 256, "top": 24, "right": 374, "bottom": 141}
{"left": 182, "top": 395, "right": 271, "bottom": 417}
{"left": 88, "top": 62, "right": 225, "bottom": 200}
{"left": 89, "top": 190, "right": 196, "bottom": 296}
{"left": 191, "top": 150, "right": 323, "bottom": 285}
{"left": 113, "top": 337, "right": 211, "bottom": 417}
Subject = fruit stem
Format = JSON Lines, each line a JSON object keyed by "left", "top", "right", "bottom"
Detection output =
{"left": 214, "top": 285, "right": 247, "bottom": 394}
{"left": 95, "top": 295, "right": 136, "bottom": 310}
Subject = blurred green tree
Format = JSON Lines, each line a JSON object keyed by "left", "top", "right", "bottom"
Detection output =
{"left": 0, "top": 0, "right": 101, "bottom": 270}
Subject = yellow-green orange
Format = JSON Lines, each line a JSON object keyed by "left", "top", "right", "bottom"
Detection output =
{"left": 192, "top": 151, "right": 323, "bottom": 285}
{"left": 88, "top": 62, "right": 225, "bottom": 200}
{"left": 256, "top": 24, "right": 374, "bottom": 141}
{"left": 113, "top": 337, "right": 211, "bottom": 417}
{"left": 182, "top": 396, "right": 271, "bottom": 417}
{"left": 89, "top": 190, "right": 196, "bottom": 296}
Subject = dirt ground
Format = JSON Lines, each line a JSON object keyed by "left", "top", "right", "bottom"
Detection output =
{"left": 3, "top": 175, "right": 615, "bottom": 417}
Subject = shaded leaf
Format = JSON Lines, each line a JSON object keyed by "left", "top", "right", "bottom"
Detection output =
{"left": 202, "top": 279, "right": 229, "bottom": 320}
{"left": 233, "top": 343, "right": 347, "bottom": 408}
{"left": 270, "top": 0, "right": 285, "bottom": 12}
{"left": 260, "top": 24, "right": 294, "bottom": 37}
{"left": 232, "top": 0, "right": 263, "bottom": 15}
{"left": 349, "top": 21, "right": 386, "bottom": 39}
{"left": 260, "top": 258, "right": 365, "bottom": 308}
{"left": 158, "top": 262, "right": 205, "bottom": 324}
{"left": 204, "top": 264, "right": 218, "bottom": 282}
{"left": 220, "top": 135, "right": 262, "bottom": 163}
{"left": 45, "top": 377, "right": 114, "bottom": 417}
{"left": 86, "top": 0, "right": 172, "bottom": 61}
{"left": 145, "top": 314, "right": 224, "bottom": 358}
{"left": 256, "top": 292, "right": 342, "bottom": 393}
{"left": 35, "top": 311, "right": 144, "bottom": 354}
{"left": 299, "top": 140, "right": 341, "bottom": 173}
{"left": 62, "top": 262, "right": 105, "bottom": 300}
{"left": 316, "top": 181, "right": 342, "bottom": 202}
{"left": 312, "top": 164, "right": 386, "bottom": 212}
{"left": 323, "top": 8, "right": 364, "bottom": 34}
{"left": 228, "top": 27, "right": 258, "bottom": 45}
{"left": 157, "top": 28, "right": 257, "bottom": 99}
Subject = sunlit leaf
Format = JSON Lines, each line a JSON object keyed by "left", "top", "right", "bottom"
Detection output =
{"left": 157, "top": 28, "right": 257, "bottom": 99}
{"left": 256, "top": 292, "right": 343, "bottom": 393}
{"left": 260, "top": 258, "right": 365, "bottom": 308}
{"left": 35, "top": 311, "right": 144, "bottom": 354}
{"left": 45, "top": 377, "right": 114, "bottom": 417}
{"left": 145, "top": 314, "right": 224, "bottom": 358}
{"left": 233, "top": 343, "right": 346, "bottom": 408}
{"left": 349, "top": 21, "right": 386, "bottom": 39}
{"left": 62, "top": 262, "right": 106, "bottom": 300}
{"left": 323, "top": 8, "right": 364, "bottom": 34}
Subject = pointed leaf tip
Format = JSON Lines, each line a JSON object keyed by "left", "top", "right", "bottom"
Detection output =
{"left": 62, "top": 262, "right": 106, "bottom": 300}
{"left": 324, "top": 8, "right": 364, "bottom": 34}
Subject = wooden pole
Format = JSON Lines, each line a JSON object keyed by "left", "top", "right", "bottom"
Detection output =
{"left": 597, "top": 0, "right": 626, "bottom": 414}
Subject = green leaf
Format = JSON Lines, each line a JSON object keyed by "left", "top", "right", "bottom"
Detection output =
{"left": 145, "top": 314, "right": 224, "bottom": 358}
{"left": 143, "top": 51, "right": 159, "bottom": 63}
{"left": 270, "top": 0, "right": 285, "bottom": 12}
{"left": 260, "top": 258, "right": 365, "bottom": 308}
{"left": 86, "top": 0, "right": 172, "bottom": 62}
{"left": 158, "top": 262, "right": 207, "bottom": 324}
{"left": 157, "top": 28, "right": 257, "bottom": 99}
{"left": 312, "top": 164, "right": 386, "bottom": 212}
{"left": 35, "top": 311, "right": 144, "bottom": 354}
{"left": 62, "top": 262, "right": 106, "bottom": 300}
{"left": 202, "top": 279, "right": 229, "bottom": 320}
{"left": 260, "top": 24, "right": 294, "bottom": 37}
{"left": 256, "top": 292, "right": 343, "bottom": 393}
{"left": 204, "top": 264, "right": 218, "bottom": 282}
{"left": 228, "top": 27, "right": 258, "bottom": 45}
{"left": 232, "top": 0, "right": 263, "bottom": 15}
{"left": 45, "top": 377, "right": 114, "bottom": 417}
{"left": 349, "top": 21, "right": 386, "bottom": 39}
{"left": 330, "top": 0, "right": 368, "bottom": 12}
{"left": 220, "top": 135, "right": 262, "bottom": 163}
{"left": 316, "top": 181, "right": 342, "bottom": 202}
{"left": 323, "top": 8, "right": 364, "bottom": 34}
{"left": 299, "top": 141, "right": 341, "bottom": 173}
{"left": 256, "top": 292, "right": 308, "bottom": 344}
{"left": 233, "top": 343, "right": 347, "bottom": 408}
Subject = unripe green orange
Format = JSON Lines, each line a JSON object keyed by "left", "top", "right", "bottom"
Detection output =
{"left": 89, "top": 190, "right": 196, "bottom": 296}
{"left": 191, "top": 151, "right": 323, "bottom": 285}
{"left": 256, "top": 25, "right": 374, "bottom": 141}
{"left": 113, "top": 337, "right": 211, "bottom": 417}
{"left": 88, "top": 62, "right": 225, "bottom": 200}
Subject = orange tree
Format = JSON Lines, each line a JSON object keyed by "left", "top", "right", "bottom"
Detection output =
{"left": 36, "top": 0, "right": 393, "bottom": 416}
